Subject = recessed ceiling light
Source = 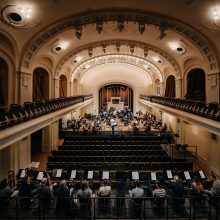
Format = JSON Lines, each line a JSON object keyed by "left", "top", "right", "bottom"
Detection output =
{"left": 169, "top": 41, "right": 186, "bottom": 54}
{"left": 1, "top": 5, "right": 32, "bottom": 27}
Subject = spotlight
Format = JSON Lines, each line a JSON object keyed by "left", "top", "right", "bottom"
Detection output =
{"left": 75, "top": 26, "right": 82, "bottom": 40}
{"left": 159, "top": 26, "right": 167, "bottom": 40}
{"left": 96, "top": 22, "right": 103, "bottom": 34}
{"left": 102, "top": 44, "right": 107, "bottom": 53}
{"left": 130, "top": 44, "right": 135, "bottom": 54}
{"left": 144, "top": 47, "right": 148, "bottom": 58}
{"left": 88, "top": 47, "right": 93, "bottom": 57}
{"left": 117, "top": 17, "right": 125, "bottom": 32}
{"left": 138, "top": 22, "right": 145, "bottom": 34}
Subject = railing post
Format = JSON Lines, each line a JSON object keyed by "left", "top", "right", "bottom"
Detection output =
{"left": 93, "top": 196, "right": 95, "bottom": 220}
{"left": 15, "top": 197, "right": 19, "bottom": 220}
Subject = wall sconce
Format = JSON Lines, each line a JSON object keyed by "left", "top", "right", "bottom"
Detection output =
{"left": 75, "top": 26, "right": 82, "bottom": 39}
{"left": 96, "top": 21, "right": 103, "bottom": 34}
{"left": 138, "top": 22, "right": 145, "bottom": 34}
{"left": 88, "top": 47, "right": 93, "bottom": 57}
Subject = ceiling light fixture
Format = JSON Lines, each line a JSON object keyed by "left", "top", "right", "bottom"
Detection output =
{"left": 1, "top": 5, "right": 34, "bottom": 28}
{"left": 202, "top": 8, "right": 220, "bottom": 30}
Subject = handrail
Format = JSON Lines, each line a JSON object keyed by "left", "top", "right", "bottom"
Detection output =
{"left": 0, "top": 95, "right": 92, "bottom": 130}
{"left": 140, "top": 95, "right": 220, "bottom": 122}
{"left": 0, "top": 195, "right": 219, "bottom": 219}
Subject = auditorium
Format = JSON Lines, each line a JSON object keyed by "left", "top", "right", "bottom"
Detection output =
{"left": 0, "top": 0, "right": 220, "bottom": 219}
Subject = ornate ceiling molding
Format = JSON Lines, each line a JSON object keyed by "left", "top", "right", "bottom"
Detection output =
{"left": 21, "top": 9, "right": 219, "bottom": 73}
{"left": 55, "top": 39, "right": 180, "bottom": 80}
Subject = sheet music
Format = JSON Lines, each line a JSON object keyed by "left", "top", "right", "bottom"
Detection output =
{"left": 31, "top": 161, "right": 40, "bottom": 168}
{"left": 70, "top": 170, "right": 76, "bottom": 179}
{"left": 151, "top": 172, "right": 157, "bottom": 181}
{"left": 37, "top": 172, "right": 44, "bottom": 180}
{"left": 199, "top": 170, "right": 205, "bottom": 179}
{"left": 184, "top": 171, "right": 191, "bottom": 180}
{"left": 87, "top": 171, "right": 93, "bottom": 179}
{"left": 20, "top": 169, "right": 26, "bottom": 178}
{"left": 132, "top": 172, "right": 139, "bottom": 180}
{"left": 166, "top": 170, "right": 173, "bottom": 179}
{"left": 102, "top": 171, "right": 109, "bottom": 180}
{"left": 56, "top": 169, "right": 62, "bottom": 178}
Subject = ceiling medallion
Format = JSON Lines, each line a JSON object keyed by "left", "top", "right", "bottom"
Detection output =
{"left": 1, "top": 5, "right": 31, "bottom": 28}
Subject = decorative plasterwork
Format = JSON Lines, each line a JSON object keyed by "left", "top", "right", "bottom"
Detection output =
{"left": 56, "top": 40, "right": 181, "bottom": 79}
{"left": 21, "top": 9, "right": 219, "bottom": 73}
{"left": 70, "top": 54, "right": 161, "bottom": 83}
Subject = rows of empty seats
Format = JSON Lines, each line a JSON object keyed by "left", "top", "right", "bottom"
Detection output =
{"left": 47, "top": 134, "right": 193, "bottom": 172}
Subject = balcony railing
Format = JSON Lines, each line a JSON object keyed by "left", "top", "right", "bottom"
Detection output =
{"left": 140, "top": 95, "right": 220, "bottom": 122}
{"left": 0, "top": 195, "right": 219, "bottom": 219}
{"left": 0, "top": 95, "right": 92, "bottom": 130}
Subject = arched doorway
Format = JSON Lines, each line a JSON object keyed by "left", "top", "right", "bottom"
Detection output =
{"left": 99, "top": 84, "right": 133, "bottom": 111}
{"left": 165, "top": 75, "right": 176, "bottom": 98}
{"left": 59, "top": 75, "right": 67, "bottom": 97}
{"left": 0, "top": 57, "right": 8, "bottom": 107}
{"left": 33, "top": 67, "right": 49, "bottom": 101}
{"left": 185, "top": 68, "right": 206, "bottom": 102}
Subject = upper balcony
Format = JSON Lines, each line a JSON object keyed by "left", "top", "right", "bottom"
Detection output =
{"left": 140, "top": 95, "right": 220, "bottom": 136}
{"left": 0, "top": 95, "right": 93, "bottom": 149}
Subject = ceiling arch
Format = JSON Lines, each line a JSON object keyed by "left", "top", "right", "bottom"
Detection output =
{"left": 56, "top": 39, "right": 180, "bottom": 81}
{"left": 71, "top": 54, "right": 159, "bottom": 84}
{"left": 20, "top": 8, "right": 219, "bottom": 73}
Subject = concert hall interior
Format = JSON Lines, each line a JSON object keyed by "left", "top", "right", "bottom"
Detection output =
{"left": 0, "top": 0, "right": 220, "bottom": 219}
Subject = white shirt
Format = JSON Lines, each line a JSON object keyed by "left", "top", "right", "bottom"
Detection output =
{"left": 98, "top": 185, "right": 111, "bottom": 196}
{"left": 110, "top": 118, "right": 116, "bottom": 127}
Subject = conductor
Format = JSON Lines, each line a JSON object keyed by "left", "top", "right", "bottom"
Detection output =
{"left": 110, "top": 117, "right": 116, "bottom": 134}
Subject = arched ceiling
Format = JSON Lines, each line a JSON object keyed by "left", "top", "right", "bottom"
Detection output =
{"left": 0, "top": 0, "right": 219, "bottom": 84}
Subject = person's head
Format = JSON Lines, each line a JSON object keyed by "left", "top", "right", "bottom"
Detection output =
{"left": 41, "top": 177, "right": 48, "bottom": 185}
{"left": 194, "top": 176, "right": 200, "bottom": 183}
{"left": 135, "top": 180, "right": 141, "bottom": 188}
{"left": 173, "top": 175, "right": 179, "bottom": 182}
{"left": 103, "top": 179, "right": 108, "bottom": 186}
{"left": 60, "top": 180, "right": 67, "bottom": 187}
{"left": 81, "top": 180, "right": 88, "bottom": 190}
{"left": 0, "top": 178, "right": 8, "bottom": 189}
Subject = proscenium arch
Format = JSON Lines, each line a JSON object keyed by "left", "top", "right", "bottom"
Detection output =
{"left": 78, "top": 61, "right": 153, "bottom": 85}
{"left": 95, "top": 80, "right": 137, "bottom": 114}
{"left": 20, "top": 9, "right": 219, "bottom": 73}
{"left": 99, "top": 83, "right": 134, "bottom": 111}
{"left": 56, "top": 39, "right": 181, "bottom": 80}
{"left": 72, "top": 55, "right": 158, "bottom": 84}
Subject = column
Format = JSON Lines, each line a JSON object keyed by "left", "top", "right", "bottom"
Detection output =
{"left": 17, "top": 71, "right": 32, "bottom": 103}
{"left": 175, "top": 79, "right": 182, "bottom": 98}
{"left": 42, "top": 122, "right": 59, "bottom": 152}
{"left": 206, "top": 73, "right": 219, "bottom": 103}
{"left": 53, "top": 78, "right": 59, "bottom": 98}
